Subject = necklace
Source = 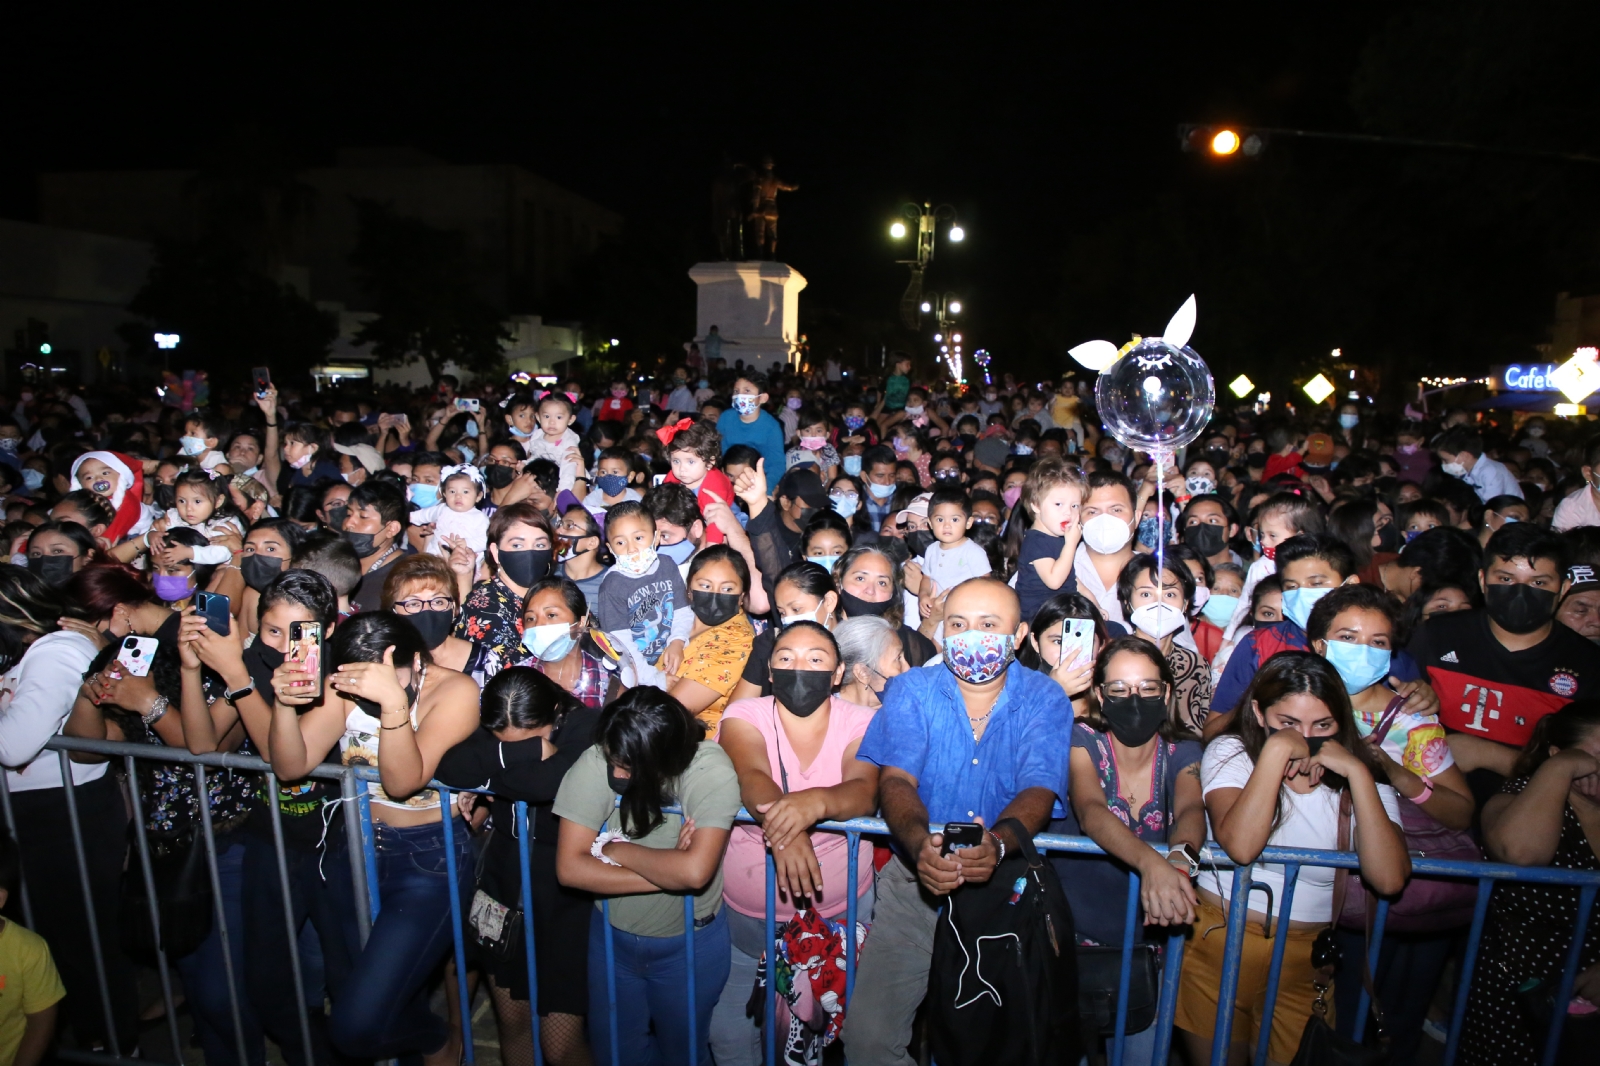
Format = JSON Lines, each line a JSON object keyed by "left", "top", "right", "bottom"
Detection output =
{"left": 967, "top": 706, "right": 994, "bottom": 740}
{"left": 364, "top": 541, "right": 400, "bottom": 574}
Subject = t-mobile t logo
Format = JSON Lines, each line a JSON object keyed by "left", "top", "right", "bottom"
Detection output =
{"left": 1459, "top": 683, "right": 1504, "bottom": 733}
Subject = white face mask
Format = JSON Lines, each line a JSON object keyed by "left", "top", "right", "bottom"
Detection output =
{"left": 1441, "top": 461, "right": 1468, "bottom": 479}
{"left": 614, "top": 546, "right": 658, "bottom": 576}
{"left": 1131, "top": 602, "right": 1188, "bottom": 639}
{"left": 1081, "top": 513, "right": 1132, "bottom": 554}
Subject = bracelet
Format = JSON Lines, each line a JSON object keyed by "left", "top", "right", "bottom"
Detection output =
{"left": 142, "top": 696, "right": 169, "bottom": 727}
{"left": 591, "top": 829, "right": 631, "bottom": 865}
{"left": 989, "top": 829, "right": 1005, "bottom": 867}
{"left": 265, "top": 422, "right": 278, "bottom": 428}
{"left": 1412, "top": 776, "right": 1435, "bottom": 804}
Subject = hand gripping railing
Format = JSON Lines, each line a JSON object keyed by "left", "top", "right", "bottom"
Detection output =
{"left": 9, "top": 735, "right": 1600, "bottom": 1066}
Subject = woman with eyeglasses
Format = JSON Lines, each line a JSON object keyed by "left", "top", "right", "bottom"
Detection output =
{"left": 383, "top": 555, "right": 497, "bottom": 685}
{"left": 1051, "top": 636, "right": 1204, "bottom": 1066}
{"left": 554, "top": 503, "right": 607, "bottom": 605}
{"left": 455, "top": 503, "right": 555, "bottom": 672}
{"left": 512, "top": 575, "right": 621, "bottom": 708}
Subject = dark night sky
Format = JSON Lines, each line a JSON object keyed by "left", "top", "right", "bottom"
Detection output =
{"left": 3, "top": 3, "right": 1597, "bottom": 390}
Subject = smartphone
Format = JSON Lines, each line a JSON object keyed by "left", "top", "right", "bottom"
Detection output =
{"left": 252, "top": 367, "right": 272, "bottom": 395}
{"left": 288, "top": 621, "right": 322, "bottom": 698}
{"left": 1060, "top": 618, "right": 1095, "bottom": 669}
{"left": 455, "top": 398, "right": 481, "bottom": 414}
{"left": 194, "top": 591, "right": 231, "bottom": 636}
{"left": 940, "top": 822, "right": 985, "bottom": 856}
{"left": 116, "top": 635, "right": 160, "bottom": 678}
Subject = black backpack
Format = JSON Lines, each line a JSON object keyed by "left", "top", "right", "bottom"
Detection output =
{"left": 928, "top": 818, "right": 1081, "bottom": 1066}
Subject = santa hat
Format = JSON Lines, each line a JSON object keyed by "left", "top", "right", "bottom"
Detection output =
{"left": 70, "top": 451, "right": 146, "bottom": 545}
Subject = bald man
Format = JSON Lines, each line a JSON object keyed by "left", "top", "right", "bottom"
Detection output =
{"left": 845, "top": 577, "right": 1075, "bottom": 1065}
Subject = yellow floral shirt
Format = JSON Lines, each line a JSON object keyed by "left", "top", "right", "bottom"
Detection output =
{"left": 677, "top": 614, "right": 755, "bottom": 734}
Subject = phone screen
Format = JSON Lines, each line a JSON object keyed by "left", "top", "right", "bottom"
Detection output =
{"left": 1060, "top": 618, "right": 1095, "bottom": 669}
{"left": 289, "top": 622, "right": 323, "bottom": 698}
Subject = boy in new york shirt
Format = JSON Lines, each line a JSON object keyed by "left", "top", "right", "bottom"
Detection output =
{"left": 594, "top": 502, "right": 693, "bottom": 682}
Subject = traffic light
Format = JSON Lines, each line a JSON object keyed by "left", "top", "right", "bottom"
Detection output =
{"left": 1177, "top": 124, "right": 1268, "bottom": 158}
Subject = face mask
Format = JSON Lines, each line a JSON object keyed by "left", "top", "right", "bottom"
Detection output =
{"left": 1192, "top": 586, "right": 1210, "bottom": 611}
{"left": 349, "top": 527, "right": 394, "bottom": 558}
{"left": 465, "top": 420, "right": 480, "bottom": 439}
{"left": 595, "top": 473, "right": 629, "bottom": 497}
{"left": 1484, "top": 583, "right": 1557, "bottom": 634}
{"left": 892, "top": 438, "right": 911, "bottom": 455}
{"left": 323, "top": 503, "right": 349, "bottom": 532}
{"left": 843, "top": 415, "right": 866, "bottom": 432}
{"left": 1012, "top": 444, "right": 1034, "bottom": 456}
{"left": 1200, "top": 593, "right": 1239, "bottom": 627}
{"left": 1185, "top": 475, "right": 1216, "bottom": 497}
{"left": 1183, "top": 523, "right": 1226, "bottom": 557}
{"left": 1260, "top": 541, "right": 1278, "bottom": 562}
{"left": 906, "top": 529, "right": 936, "bottom": 556}
{"left": 839, "top": 588, "right": 891, "bottom": 617}
{"left": 1082, "top": 513, "right": 1132, "bottom": 554}
{"left": 240, "top": 553, "right": 283, "bottom": 592}
{"left": 522, "top": 620, "right": 579, "bottom": 662}
{"left": 1130, "top": 602, "right": 1188, "bottom": 639}
{"left": 288, "top": 452, "right": 313, "bottom": 470}
{"left": 1282, "top": 586, "right": 1334, "bottom": 631}
{"left": 786, "top": 397, "right": 803, "bottom": 411}
{"left": 771, "top": 668, "right": 833, "bottom": 718}
{"left": 611, "top": 387, "right": 629, "bottom": 399}
{"left": 153, "top": 574, "right": 195, "bottom": 602}
{"left": 942, "top": 630, "right": 1015, "bottom": 685}
{"left": 508, "top": 425, "right": 534, "bottom": 439}
{"left": 1526, "top": 425, "right": 1545, "bottom": 438}
{"left": 179, "top": 435, "right": 207, "bottom": 457}
{"left": 799, "top": 435, "right": 826, "bottom": 451}
{"left": 984, "top": 391, "right": 998, "bottom": 402}
{"left": 408, "top": 484, "right": 439, "bottom": 508}
{"left": 1338, "top": 413, "right": 1360, "bottom": 429}
{"left": 27, "top": 554, "right": 75, "bottom": 587}
{"left": 698, "top": 380, "right": 709, "bottom": 389}
{"left": 905, "top": 405, "right": 924, "bottom": 417}
{"left": 1375, "top": 522, "right": 1400, "bottom": 553}
{"left": 497, "top": 547, "right": 553, "bottom": 587}
{"left": 1321, "top": 639, "right": 1391, "bottom": 694}
{"left": 780, "top": 603, "right": 824, "bottom": 628}
{"left": 842, "top": 455, "right": 863, "bottom": 477}
{"left": 1397, "top": 443, "right": 1419, "bottom": 455}
{"left": 483, "top": 464, "right": 515, "bottom": 490}
{"left": 1136, "top": 515, "right": 1161, "bottom": 549}
{"left": 403, "top": 607, "right": 454, "bottom": 649}
{"left": 658, "top": 539, "right": 696, "bottom": 565}
{"left": 21, "top": 469, "right": 44, "bottom": 491}
{"left": 830, "top": 493, "right": 858, "bottom": 519}
{"left": 868, "top": 480, "right": 896, "bottom": 500}
{"left": 1099, "top": 693, "right": 1168, "bottom": 747}
{"left": 733, "top": 395, "right": 760, "bottom": 416}
{"left": 1441, "top": 461, "right": 1468, "bottom": 479}
{"left": 689, "top": 589, "right": 741, "bottom": 627}
{"left": 607, "top": 767, "right": 631, "bottom": 795}
{"left": 341, "top": 471, "right": 360, "bottom": 485}
{"left": 614, "top": 546, "right": 658, "bottom": 576}
{"left": 247, "top": 641, "right": 286, "bottom": 673}
{"left": 1002, "top": 486, "right": 1023, "bottom": 509}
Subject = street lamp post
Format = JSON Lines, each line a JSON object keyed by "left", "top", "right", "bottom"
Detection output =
{"left": 921, "top": 292, "right": 964, "bottom": 383}
{"left": 890, "top": 202, "right": 962, "bottom": 328}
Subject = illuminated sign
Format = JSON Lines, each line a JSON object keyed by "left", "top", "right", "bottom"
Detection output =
{"left": 1495, "top": 363, "right": 1560, "bottom": 391}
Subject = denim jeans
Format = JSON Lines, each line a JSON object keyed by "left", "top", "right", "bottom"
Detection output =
{"left": 241, "top": 831, "right": 341, "bottom": 1066}
{"left": 322, "top": 817, "right": 473, "bottom": 1060}
{"left": 587, "top": 906, "right": 730, "bottom": 1066}
{"left": 174, "top": 834, "right": 265, "bottom": 1066}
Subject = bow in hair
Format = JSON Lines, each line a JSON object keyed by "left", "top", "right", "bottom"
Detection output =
{"left": 656, "top": 417, "right": 696, "bottom": 446}
{"left": 441, "top": 464, "right": 487, "bottom": 488}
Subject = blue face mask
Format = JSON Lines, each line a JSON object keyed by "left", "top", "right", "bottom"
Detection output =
{"left": 831, "top": 493, "right": 859, "bottom": 519}
{"left": 844, "top": 415, "right": 866, "bottom": 432}
{"left": 408, "top": 483, "right": 439, "bottom": 508}
{"left": 1321, "top": 638, "right": 1391, "bottom": 693}
{"left": 510, "top": 425, "right": 534, "bottom": 438}
{"left": 698, "top": 379, "right": 709, "bottom": 389}
{"left": 457, "top": 445, "right": 474, "bottom": 464}
{"left": 658, "top": 539, "right": 696, "bottom": 565}
{"left": 595, "top": 474, "right": 630, "bottom": 497}
{"left": 1200, "top": 593, "right": 1239, "bottom": 627}
{"left": 21, "top": 468, "right": 44, "bottom": 491}
{"left": 466, "top": 420, "right": 479, "bottom": 439}
{"left": 842, "top": 455, "right": 862, "bottom": 477}
{"left": 1136, "top": 515, "right": 1161, "bottom": 549}
{"left": 1282, "top": 586, "right": 1335, "bottom": 631}
{"left": 868, "top": 480, "right": 896, "bottom": 500}
{"left": 1013, "top": 444, "right": 1034, "bottom": 456}
{"left": 1338, "top": 413, "right": 1360, "bottom": 430}
{"left": 806, "top": 554, "right": 840, "bottom": 573}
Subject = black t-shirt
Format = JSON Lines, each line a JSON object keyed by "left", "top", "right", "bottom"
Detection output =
{"left": 350, "top": 544, "right": 415, "bottom": 614}
{"left": 740, "top": 627, "right": 779, "bottom": 697}
{"left": 242, "top": 640, "right": 342, "bottom": 849}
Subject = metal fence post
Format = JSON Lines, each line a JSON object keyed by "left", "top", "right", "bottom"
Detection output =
{"left": 1352, "top": 896, "right": 1390, "bottom": 1043}
{"left": 57, "top": 750, "right": 121, "bottom": 1057}
{"left": 513, "top": 801, "right": 544, "bottom": 1066}
{"left": 264, "top": 771, "right": 316, "bottom": 1066}
{"left": 125, "top": 755, "right": 184, "bottom": 1065}
{"left": 1109, "top": 871, "right": 1139, "bottom": 1066}
{"left": 1540, "top": 881, "right": 1598, "bottom": 1066}
{"left": 1209, "top": 865, "right": 1255, "bottom": 1066}
{"left": 765, "top": 850, "right": 777, "bottom": 1066}
{"left": 602, "top": 899, "right": 620, "bottom": 1066}
{"left": 1443, "top": 877, "right": 1494, "bottom": 1066}
{"left": 338, "top": 768, "right": 374, "bottom": 945}
{"left": 0, "top": 772, "right": 33, "bottom": 929}
{"left": 1149, "top": 929, "right": 1186, "bottom": 1066}
{"left": 845, "top": 830, "right": 860, "bottom": 1009}
{"left": 683, "top": 894, "right": 698, "bottom": 1066}
{"left": 1251, "top": 865, "right": 1301, "bottom": 1066}
{"left": 437, "top": 789, "right": 475, "bottom": 1066}
{"left": 194, "top": 764, "right": 250, "bottom": 1066}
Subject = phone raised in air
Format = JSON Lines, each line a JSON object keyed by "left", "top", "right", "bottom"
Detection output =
{"left": 116, "top": 636, "right": 160, "bottom": 678}
{"left": 454, "top": 398, "right": 481, "bottom": 414}
{"left": 193, "top": 591, "right": 231, "bottom": 637}
{"left": 288, "top": 621, "right": 322, "bottom": 699}
{"left": 252, "top": 367, "right": 272, "bottom": 395}
{"left": 940, "top": 822, "right": 985, "bottom": 856}
{"left": 1060, "top": 618, "right": 1095, "bottom": 671}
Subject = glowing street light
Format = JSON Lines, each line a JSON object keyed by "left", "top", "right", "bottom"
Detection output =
{"left": 920, "top": 301, "right": 932, "bottom": 313}
{"left": 1229, "top": 374, "right": 1255, "bottom": 399}
{"left": 949, "top": 226, "right": 965, "bottom": 242}
{"left": 933, "top": 333, "right": 943, "bottom": 342}
{"left": 948, "top": 300, "right": 962, "bottom": 314}
{"left": 1211, "top": 129, "right": 1241, "bottom": 155}
{"left": 952, "top": 333, "right": 962, "bottom": 343}
{"left": 1302, "top": 373, "right": 1335, "bottom": 404}
{"left": 889, "top": 221, "right": 907, "bottom": 239}
{"left": 892, "top": 202, "right": 962, "bottom": 328}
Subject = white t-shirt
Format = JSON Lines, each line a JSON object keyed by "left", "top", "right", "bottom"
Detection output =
{"left": 0, "top": 631, "right": 106, "bottom": 792}
{"left": 1198, "top": 735, "right": 1402, "bottom": 923}
{"left": 917, "top": 538, "right": 992, "bottom": 595}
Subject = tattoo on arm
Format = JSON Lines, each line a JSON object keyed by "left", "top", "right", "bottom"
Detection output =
{"left": 1186, "top": 764, "right": 1202, "bottom": 780}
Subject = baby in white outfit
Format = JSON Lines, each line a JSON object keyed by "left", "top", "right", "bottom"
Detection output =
{"left": 409, "top": 464, "right": 490, "bottom": 568}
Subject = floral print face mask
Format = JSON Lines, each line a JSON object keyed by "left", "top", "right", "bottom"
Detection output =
{"left": 941, "top": 630, "right": 1016, "bottom": 684}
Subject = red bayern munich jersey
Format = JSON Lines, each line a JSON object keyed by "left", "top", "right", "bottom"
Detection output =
{"left": 1406, "top": 608, "right": 1597, "bottom": 747}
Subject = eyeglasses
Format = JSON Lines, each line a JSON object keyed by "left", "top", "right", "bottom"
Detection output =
{"left": 1102, "top": 681, "right": 1166, "bottom": 699}
{"left": 394, "top": 597, "right": 453, "bottom": 615}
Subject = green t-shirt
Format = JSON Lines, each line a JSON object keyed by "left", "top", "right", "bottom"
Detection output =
{"left": 884, "top": 373, "right": 910, "bottom": 412}
{"left": 553, "top": 742, "right": 741, "bottom": 937}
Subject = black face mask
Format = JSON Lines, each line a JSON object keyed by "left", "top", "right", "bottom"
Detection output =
{"left": 323, "top": 504, "right": 349, "bottom": 533}
{"left": 240, "top": 554, "right": 283, "bottom": 592}
{"left": 1182, "top": 523, "right": 1226, "bottom": 558}
{"left": 1267, "top": 726, "right": 1328, "bottom": 756}
{"left": 497, "top": 547, "right": 553, "bottom": 588}
{"left": 1485, "top": 582, "right": 1557, "bottom": 635}
{"left": 27, "top": 554, "right": 75, "bottom": 588}
{"left": 1099, "top": 694, "right": 1168, "bottom": 747}
{"left": 245, "top": 640, "right": 285, "bottom": 673}
{"left": 607, "top": 767, "right": 632, "bottom": 795}
{"left": 484, "top": 465, "right": 516, "bottom": 490}
{"left": 403, "top": 607, "right": 454, "bottom": 649}
{"left": 771, "top": 668, "right": 833, "bottom": 718}
{"left": 153, "top": 483, "right": 177, "bottom": 511}
{"left": 838, "top": 588, "right": 893, "bottom": 618}
{"left": 1374, "top": 521, "right": 1400, "bottom": 554}
{"left": 343, "top": 528, "right": 381, "bottom": 558}
{"left": 689, "top": 590, "right": 742, "bottom": 627}
{"left": 906, "top": 530, "right": 937, "bottom": 557}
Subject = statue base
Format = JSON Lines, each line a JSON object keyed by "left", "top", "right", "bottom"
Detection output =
{"left": 687, "top": 261, "right": 807, "bottom": 374}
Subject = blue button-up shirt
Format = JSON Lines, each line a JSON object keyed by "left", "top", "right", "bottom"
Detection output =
{"left": 857, "top": 660, "right": 1074, "bottom": 827}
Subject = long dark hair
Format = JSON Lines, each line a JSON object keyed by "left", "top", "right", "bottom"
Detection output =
{"left": 480, "top": 666, "right": 582, "bottom": 732}
{"left": 326, "top": 611, "right": 431, "bottom": 669}
{"left": 1079, "top": 636, "right": 1189, "bottom": 741}
{"left": 1018, "top": 592, "right": 1107, "bottom": 671}
{"left": 1512, "top": 700, "right": 1600, "bottom": 779}
{"left": 597, "top": 686, "right": 703, "bottom": 837}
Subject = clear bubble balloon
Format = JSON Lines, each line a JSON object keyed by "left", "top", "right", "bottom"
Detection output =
{"left": 1094, "top": 339, "right": 1216, "bottom": 453}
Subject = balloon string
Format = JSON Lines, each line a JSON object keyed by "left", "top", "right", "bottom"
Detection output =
{"left": 1155, "top": 451, "right": 1165, "bottom": 585}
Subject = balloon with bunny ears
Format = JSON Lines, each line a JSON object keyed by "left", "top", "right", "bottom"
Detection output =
{"left": 1071, "top": 294, "right": 1215, "bottom": 454}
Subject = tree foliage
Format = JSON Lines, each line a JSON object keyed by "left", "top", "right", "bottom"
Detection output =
{"left": 348, "top": 199, "right": 512, "bottom": 382}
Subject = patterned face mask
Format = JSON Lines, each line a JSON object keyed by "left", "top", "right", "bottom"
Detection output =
{"left": 941, "top": 629, "right": 1016, "bottom": 685}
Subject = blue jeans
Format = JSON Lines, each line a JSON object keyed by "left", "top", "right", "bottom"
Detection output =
{"left": 174, "top": 834, "right": 265, "bottom": 1066}
{"left": 322, "top": 817, "right": 473, "bottom": 1060}
{"left": 587, "top": 906, "right": 730, "bottom": 1066}
{"left": 240, "top": 831, "right": 340, "bottom": 1066}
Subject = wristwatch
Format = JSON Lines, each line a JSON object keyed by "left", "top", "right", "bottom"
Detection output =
{"left": 1167, "top": 843, "right": 1201, "bottom": 878}
{"left": 223, "top": 679, "right": 256, "bottom": 705}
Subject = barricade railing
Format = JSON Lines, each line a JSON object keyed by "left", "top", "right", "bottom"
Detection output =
{"left": 6, "top": 735, "right": 1598, "bottom": 1066}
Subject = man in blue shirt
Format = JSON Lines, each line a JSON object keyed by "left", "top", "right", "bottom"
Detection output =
{"left": 843, "top": 578, "right": 1074, "bottom": 1066}
{"left": 716, "top": 375, "right": 784, "bottom": 492}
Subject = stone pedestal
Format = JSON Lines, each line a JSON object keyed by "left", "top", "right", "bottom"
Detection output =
{"left": 687, "top": 261, "right": 807, "bottom": 374}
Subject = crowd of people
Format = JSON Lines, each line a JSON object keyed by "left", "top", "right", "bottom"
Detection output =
{"left": 0, "top": 353, "right": 1596, "bottom": 1066}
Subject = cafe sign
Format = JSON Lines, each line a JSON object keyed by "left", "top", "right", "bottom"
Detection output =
{"left": 1492, "top": 363, "right": 1561, "bottom": 391}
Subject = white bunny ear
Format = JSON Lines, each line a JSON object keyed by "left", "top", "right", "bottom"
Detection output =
{"left": 1068, "top": 339, "right": 1120, "bottom": 371}
{"left": 1162, "top": 295, "right": 1197, "bottom": 348}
